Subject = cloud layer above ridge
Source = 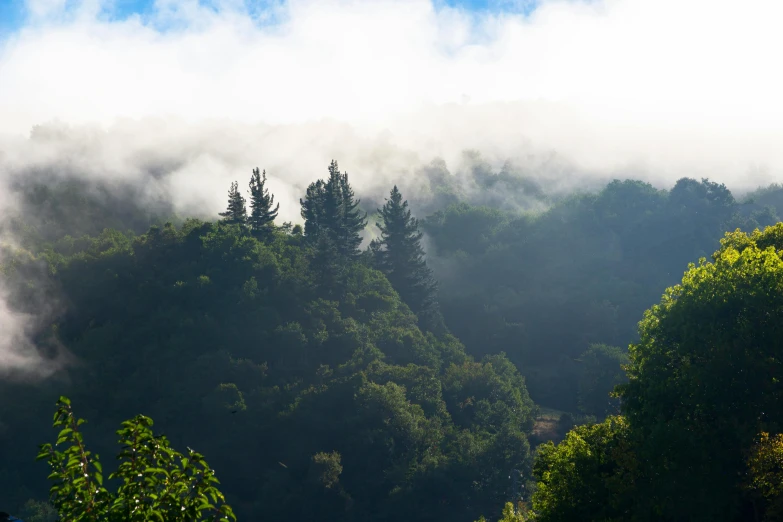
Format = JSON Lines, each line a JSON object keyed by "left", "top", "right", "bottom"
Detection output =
{"left": 1, "top": 0, "right": 782, "bottom": 194}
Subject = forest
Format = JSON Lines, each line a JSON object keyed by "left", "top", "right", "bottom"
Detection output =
{"left": 1, "top": 157, "right": 783, "bottom": 522}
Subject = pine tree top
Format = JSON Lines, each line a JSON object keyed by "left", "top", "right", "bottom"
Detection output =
{"left": 219, "top": 180, "right": 248, "bottom": 226}
{"left": 248, "top": 167, "right": 279, "bottom": 240}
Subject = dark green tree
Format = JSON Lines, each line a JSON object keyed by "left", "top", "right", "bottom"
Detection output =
{"left": 373, "top": 186, "right": 439, "bottom": 327}
{"left": 617, "top": 223, "right": 783, "bottom": 521}
{"left": 310, "top": 233, "right": 344, "bottom": 298}
{"left": 300, "top": 179, "right": 326, "bottom": 239}
{"left": 218, "top": 181, "right": 247, "bottom": 226}
{"left": 300, "top": 161, "right": 366, "bottom": 259}
{"left": 321, "top": 160, "right": 345, "bottom": 245}
{"left": 338, "top": 170, "right": 367, "bottom": 259}
{"left": 247, "top": 168, "right": 279, "bottom": 241}
{"left": 531, "top": 416, "right": 637, "bottom": 522}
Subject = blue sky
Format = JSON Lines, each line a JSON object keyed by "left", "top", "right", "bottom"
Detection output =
{"left": 0, "top": 0, "right": 537, "bottom": 38}
{"left": 0, "top": 0, "right": 157, "bottom": 35}
{"left": 0, "top": 0, "right": 25, "bottom": 36}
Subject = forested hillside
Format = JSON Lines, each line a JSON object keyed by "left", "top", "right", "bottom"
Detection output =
{"left": 423, "top": 175, "right": 780, "bottom": 410}
{"left": 1, "top": 159, "right": 782, "bottom": 521}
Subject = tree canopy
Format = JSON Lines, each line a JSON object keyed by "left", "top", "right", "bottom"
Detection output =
{"left": 1, "top": 159, "right": 783, "bottom": 521}
{"left": 0, "top": 172, "right": 535, "bottom": 520}
{"left": 530, "top": 223, "right": 783, "bottom": 522}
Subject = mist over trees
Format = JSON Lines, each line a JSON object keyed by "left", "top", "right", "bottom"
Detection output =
{"left": 0, "top": 156, "right": 782, "bottom": 521}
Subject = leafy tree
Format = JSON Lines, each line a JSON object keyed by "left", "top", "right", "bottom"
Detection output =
{"left": 373, "top": 186, "right": 440, "bottom": 328}
{"left": 531, "top": 416, "right": 637, "bottom": 522}
{"left": 742, "top": 183, "right": 783, "bottom": 220}
{"left": 618, "top": 223, "right": 783, "bottom": 520}
{"left": 745, "top": 432, "right": 783, "bottom": 521}
{"left": 441, "top": 354, "right": 536, "bottom": 434}
{"left": 483, "top": 223, "right": 783, "bottom": 522}
{"left": 218, "top": 181, "right": 247, "bottom": 226}
{"left": 309, "top": 451, "right": 344, "bottom": 490}
{"left": 37, "top": 397, "right": 235, "bottom": 522}
{"left": 247, "top": 168, "right": 279, "bottom": 240}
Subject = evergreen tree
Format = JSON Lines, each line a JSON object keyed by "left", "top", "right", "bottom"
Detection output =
{"left": 310, "top": 233, "right": 344, "bottom": 298}
{"left": 321, "top": 160, "right": 344, "bottom": 244}
{"left": 300, "top": 180, "right": 325, "bottom": 240}
{"left": 247, "top": 168, "right": 279, "bottom": 241}
{"left": 300, "top": 161, "right": 366, "bottom": 259}
{"left": 219, "top": 181, "right": 247, "bottom": 226}
{"left": 374, "top": 186, "right": 440, "bottom": 328}
{"left": 338, "top": 171, "right": 368, "bottom": 259}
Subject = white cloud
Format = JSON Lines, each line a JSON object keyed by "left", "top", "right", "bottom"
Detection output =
{"left": 1, "top": 0, "right": 782, "bottom": 190}
{"left": 0, "top": 0, "right": 780, "bottom": 188}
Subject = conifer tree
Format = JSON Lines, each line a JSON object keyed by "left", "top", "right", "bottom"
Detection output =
{"left": 373, "top": 186, "right": 440, "bottom": 327}
{"left": 300, "top": 160, "right": 366, "bottom": 259}
{"left": 219, "top": 181, "right": 247, "bottom": 226}
{"left": 338, "top": 171, "right": 368, "bottom": 259}
{"left": 321, "top": 160, "right": 344, "bottom": 244}
{"left": 248, "top": 168, "right": 279, "bottom": 241}
{"left": 310, "top": 233, "right": 344, "bottom": 298}
{"left": 300, "top": 179, "right": 326, "bottom": 239}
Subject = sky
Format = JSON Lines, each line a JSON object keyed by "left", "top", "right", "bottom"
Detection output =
{"left": 0, "top": 0, "right": 782, "bottom": 199}
{"left": 0, "top": 0, "right": 534, "bottom": 34}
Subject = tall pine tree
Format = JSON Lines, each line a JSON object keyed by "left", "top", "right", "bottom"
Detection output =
{"left": 219, "top": 181, "right": 247, "bottom": 226}
{"left": 300, "top": 179, "right": 326, "bottom": 239}
{"left": 338, "top": 171, "right": 367, "bottom": 259}
{"left": 373, "top": 186, "right": 440, "bottom": 329}
{"left": 248, "top": 168, "right": 279, "bottom": 241}
{"left": 321, "top": 160, "right": 344, "bottom": 246}
{"left": 300, "top": 160, "right": 366, "bottom": 259}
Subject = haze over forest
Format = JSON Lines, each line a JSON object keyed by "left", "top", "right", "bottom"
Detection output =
{"left": 1, "top": 0, "right": 783, "bottom": 521}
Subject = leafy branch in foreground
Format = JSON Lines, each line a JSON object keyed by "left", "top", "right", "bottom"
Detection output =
{"left": 37, "top": 396, "right": 236, "bottom": 522}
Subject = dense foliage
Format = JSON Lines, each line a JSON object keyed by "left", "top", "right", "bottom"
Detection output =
{"left": 422, "top": 175, "right": 779, "bottom": 409}
{"left": 0, "top": 163, "right": 535, "bottom": 521}
{"left": 37, "top": 396, "right": 235, "bottom": 522}
{"left": 1, "top": 157, "right": 783, "bottom": 521}
{"left": 531, "top": 416, "right": 635, "bottom": 521}
{"left": 531, "top": 224, "right": 783, "bottom": 522}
